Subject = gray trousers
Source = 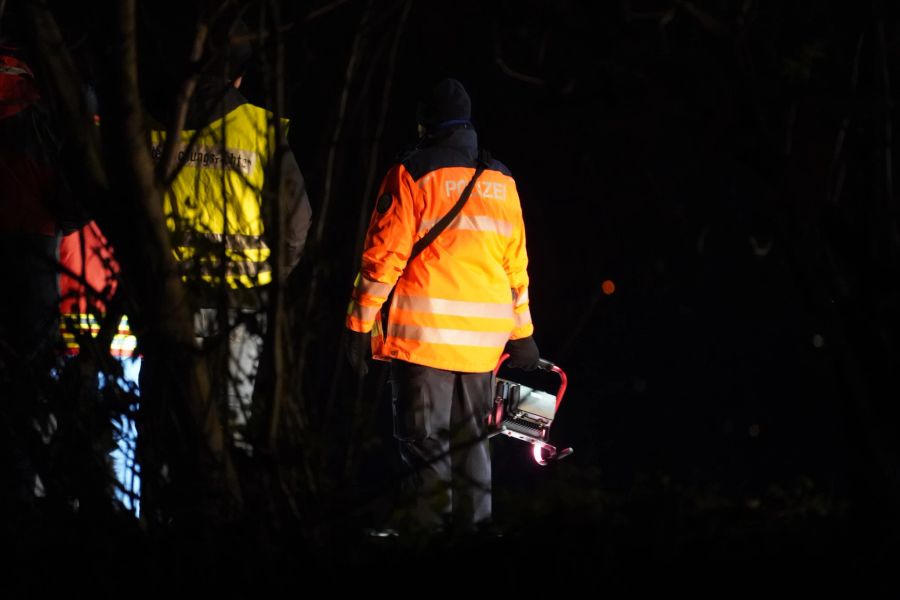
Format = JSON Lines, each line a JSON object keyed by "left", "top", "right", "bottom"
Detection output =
{"left": 194, "top": 308, "right": 265, "bottom": 436}
{"left": 391, "top": 360, "right": 494, "bottom": 531}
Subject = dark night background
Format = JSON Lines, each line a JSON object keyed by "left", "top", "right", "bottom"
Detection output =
{"left": 5, "top": 0, "right": 900, "bottom": 591}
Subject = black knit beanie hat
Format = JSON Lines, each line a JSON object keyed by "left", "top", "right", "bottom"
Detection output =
{"left": 416, "top": 78, "right": 471, "bottom": 129}
{"left": 205, "top": 18, "right": 252, "bottom": 83}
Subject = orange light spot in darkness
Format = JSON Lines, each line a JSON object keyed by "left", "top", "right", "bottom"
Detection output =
{"left": 601, "top": 280, "right": 616, "bottom": 295}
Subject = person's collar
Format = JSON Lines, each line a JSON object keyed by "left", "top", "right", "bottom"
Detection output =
{"left": 183, "top": 85, "right": 247, "bottom": 129}
{"left": 418, "top": 121, "right": 478, "bottom": 158}
{"left": 427, "top": 119, "right": 472, "bottom": 130}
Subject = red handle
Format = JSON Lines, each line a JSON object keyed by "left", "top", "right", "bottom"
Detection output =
{"left": 547, "top": 363, "right": 568, "bottom": 413}
{"left": 494, "top": 354, "right": 568, "bottom": 412}
{"left": 493, "top": 353, "right": 510, "bottom": 376}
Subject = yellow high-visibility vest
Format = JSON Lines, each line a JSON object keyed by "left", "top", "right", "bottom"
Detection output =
{"left": 149, "top": 103, "right": 288, "bottom": 289}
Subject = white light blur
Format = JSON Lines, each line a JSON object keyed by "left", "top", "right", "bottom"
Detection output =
{"left": 533, "top": 442, "right": 548, "bottom": 466}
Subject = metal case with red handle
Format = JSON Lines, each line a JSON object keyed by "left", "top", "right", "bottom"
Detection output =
{"left": 489, "top": 355, "right": 573, "bottom": 465}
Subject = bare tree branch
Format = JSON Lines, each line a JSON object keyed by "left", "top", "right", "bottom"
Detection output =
{"left": 109, "top": 0, "right": 243, "bottom": 523}
{"left": 155, "top": 21, "right": 208, "bottom": 184}
{"left": 877, "top": 20, "right": 893, "bottom": 209}
{"left": 319, "top": 1, "right": 370, "bottom": 247}
{"left": 294, "top": 1, "right": 373, "bottom": 423}
{"left": 828, "top": 32, "right": 866, "bottom": 206}
{"left": 673, "top": 0, "right": 730, "bottom": 37}
{"left": 492, "top": 21, "right": 547, "bottom": 87}
{"left": 343, "top": 0, "right": 413, "bottom": 477}
{"left": 306, "top": 0, "right": 353, "bottom": 22}
{"left": 26, "top": 0, "right": 107, "bottom": 192}
{"left": 620, "top": 0, "right": 670, "bottom": 22}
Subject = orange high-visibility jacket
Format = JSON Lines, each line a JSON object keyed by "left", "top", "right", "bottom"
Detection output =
{"left": 347, "top": 125, "right": 533, "bottom": 373}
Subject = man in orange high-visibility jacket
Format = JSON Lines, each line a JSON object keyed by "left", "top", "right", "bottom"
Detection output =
{"left": 345, "top": 78, "right": 540, "bottom": 533}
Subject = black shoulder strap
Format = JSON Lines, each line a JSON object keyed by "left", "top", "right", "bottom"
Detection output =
{"left": 408, "top": 148, "right": 491, "bottom": 263}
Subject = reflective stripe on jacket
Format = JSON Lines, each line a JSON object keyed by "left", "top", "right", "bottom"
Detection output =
{"left": 149, "top": 103, "right": 287, "bottom": 290}
{"left": 58, "top": 222, "right": 135, "bottom": 358}
{"left": 60, "top": 313, "right": 137, "bottom": 358}
{"left": 347, "top": 126, "right": 533, "bottom": 373}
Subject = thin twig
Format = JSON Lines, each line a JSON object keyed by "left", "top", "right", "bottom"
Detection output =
{"left": 119, "top": 0, "right": 242, "bottom": 521}
{"left": 491, "top": 20, "right": 546, "bottom": 87}
{"left": 673, "top": 0, "right": 730, "bottom": 37}
{"left": 155, "top": 21, "right": 208, "bottom": 184}
{"left": 26, "top": 0, "right": 107, "bottom": 191}
{"left": 310, "top": 0, "right": 375, "bottom": 481}
{"left": 319, "top": 2, "right": 371, "bottom": 247}
{"left": 343, "top": 0, "right": 414, "bottom": 477}
{"left": 877, "top": 21, "right": 893, "bottom": 207}
{"left": 306, "top": 0, "right": 353, "bottom": 22}
{"left": 295, "top": 0, "right": 373, "bottom": 411}
{"left": 828, "top": 32, "right": 866, "bottom": 205}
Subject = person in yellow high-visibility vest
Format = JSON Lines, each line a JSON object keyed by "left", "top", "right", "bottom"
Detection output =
{"left": 345, "top": 78, "right": 539, "bottom": 533}
{"left": 147, "top": 20, "right": 312, "bottom": 448}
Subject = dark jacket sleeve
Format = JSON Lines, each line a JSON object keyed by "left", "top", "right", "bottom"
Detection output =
{"left": 281, "top": 148, "right": 312, "bottom": 274}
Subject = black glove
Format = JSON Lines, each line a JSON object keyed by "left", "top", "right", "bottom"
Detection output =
{"left": 344, "top": 329, "right": 371, "bottom": 377}
{"left": 505, "top": 336, "right": 540, "bottom": 371}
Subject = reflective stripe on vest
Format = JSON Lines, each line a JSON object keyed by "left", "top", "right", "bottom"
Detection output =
{"left": 347, "top": 273, "right": 394, "bottom": 330}
{"left": 514, "top": 306, "right": 533, "bottom": 329}
{"left": 394, "top": 294, "right": 513, "bottom": 320}
{"left": 60, "top": 314, "right": 136, "bottom": 358}
{"left": 387, "top": 323, "right": 511, "bottom": 349}
{"left": 418, "top": 215, "right": 514, "bottom": 238}
{"left": 512, "top": 287, "right": 529, "bottom": 307}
